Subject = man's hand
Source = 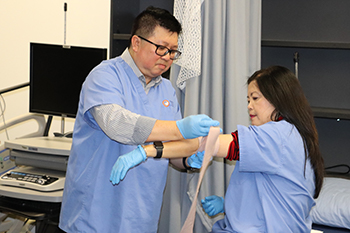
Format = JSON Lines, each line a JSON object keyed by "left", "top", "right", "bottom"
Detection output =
{"left": 110, "top": 145, "right": 147, "bottom": 185}
{"left": 187, "top": 151, "right": 206, "bottom": 169}
{"left": 176, "top": 114, "right": 219, "bottom": 139}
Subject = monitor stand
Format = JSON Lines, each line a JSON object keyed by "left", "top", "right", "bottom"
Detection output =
{"left": 51, "top": 115, "right": 73, "bottom": 138}
{"left": 60, "top": 115, "right": 66, "bottom": 135}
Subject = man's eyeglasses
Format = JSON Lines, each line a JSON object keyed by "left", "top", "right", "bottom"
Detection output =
{"left": 138, "top": 35, "right": 181, "bottom": 60}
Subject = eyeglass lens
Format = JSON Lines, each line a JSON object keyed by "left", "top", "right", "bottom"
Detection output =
{"left": 138, "top": 35, "right": 181, "bottom": 60}
{"left": 155, "top": 47, "right": 181, "bottom": 60}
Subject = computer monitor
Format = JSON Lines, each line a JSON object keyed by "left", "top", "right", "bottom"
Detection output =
{"left": 29, "top": 43, "right": 107, "bottom": 118}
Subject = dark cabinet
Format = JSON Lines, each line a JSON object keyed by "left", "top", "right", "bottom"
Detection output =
{"left": 261, "top": 0, "right": 350, "bottom": 170}
{"left": 261, "top": 0, "right": 350, "bottom": 120}
{"left": 110, "top": 0, "right": 174, "bottom": 58}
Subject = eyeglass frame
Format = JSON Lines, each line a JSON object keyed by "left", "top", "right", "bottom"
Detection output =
{"left": 137, "top": 35, "right": 182, "bottom": 60}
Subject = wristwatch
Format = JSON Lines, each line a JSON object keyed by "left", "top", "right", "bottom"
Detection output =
{"left": 153, "top": 141, "right": 164, "bottom": 159}
{"left": 182, "top": 157, "right": 195, "bottom": 171}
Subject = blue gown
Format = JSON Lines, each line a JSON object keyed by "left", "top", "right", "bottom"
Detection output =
{"left": 212, "top": 120, "right": 315, "bottom": 233}
{"left": 59, "top": 56, "right": 182, "bottom": 233}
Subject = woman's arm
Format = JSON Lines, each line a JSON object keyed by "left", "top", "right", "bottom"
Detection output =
{"left": 215, "top": 134, "right": 234, "bottom": 158}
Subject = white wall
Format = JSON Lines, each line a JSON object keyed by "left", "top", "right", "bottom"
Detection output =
{"left": 0, "top": 0, "right": 110, "bottom": 145}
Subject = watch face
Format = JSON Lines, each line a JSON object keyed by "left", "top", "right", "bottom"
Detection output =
{"left": 154, "top": 141, "right": 163, "bottom": 148}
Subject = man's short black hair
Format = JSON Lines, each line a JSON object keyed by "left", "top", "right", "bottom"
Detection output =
{"left": 129, "top": 6, "right": 182, "bottom": 46}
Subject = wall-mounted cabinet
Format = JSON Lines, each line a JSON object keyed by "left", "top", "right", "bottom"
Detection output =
{"left": 261, "top": 41, "right": 350, "bottom": 120}
{"left": 110, "top": 0, "right": 174, "bottom": 58}
{"left": 261, "top": 0, "right": 350, "bottom": 169}
{"left": 261, "top": 0, "right": 350, "bottom": 120}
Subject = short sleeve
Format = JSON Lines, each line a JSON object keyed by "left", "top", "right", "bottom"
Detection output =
{"left": 237, "top": 122, "right": 285, "bottom": 174}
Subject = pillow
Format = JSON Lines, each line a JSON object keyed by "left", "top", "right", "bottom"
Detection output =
{"left": 310, "top": 177, "right": 350, "bottom": 229}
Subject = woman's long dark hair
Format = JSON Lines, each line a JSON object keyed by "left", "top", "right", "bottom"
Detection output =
{"left": 248, "top": 66, "right": 324, "bottom": 198}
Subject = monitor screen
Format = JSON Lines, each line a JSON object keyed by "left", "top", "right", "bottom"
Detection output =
{"left": 29, "top": 43, "right": 107, "bottom": 118}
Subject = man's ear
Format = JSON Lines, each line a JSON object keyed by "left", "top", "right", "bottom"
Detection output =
{"left": 131, "top": 35, "right": 141, "bottom": 52}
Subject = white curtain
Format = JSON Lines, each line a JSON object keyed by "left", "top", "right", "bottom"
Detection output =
{"left": 158, "top": 1, "right": 261, "bottom": 232}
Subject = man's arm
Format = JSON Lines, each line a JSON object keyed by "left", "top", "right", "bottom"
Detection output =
{"left": 90, "top": 104, "right": 155, "bottom": 144}
{"left": 91, "top": 103, "right": 219, "bottom": 144}
{"left": 142, "top": 138, "right": 199, "bottom": 158}
{"left": 110, "top": 138, "right": 200, "bottom": 184}
{"left": 145, "top": 120, "right": 183, "bottom": 142}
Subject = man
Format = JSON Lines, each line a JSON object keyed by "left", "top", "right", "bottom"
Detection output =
{"left": 59, "top": 6, "right": 218, "bottom": 233}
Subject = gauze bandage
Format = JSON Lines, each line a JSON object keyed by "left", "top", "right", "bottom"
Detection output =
{"left": 197, "top": 134, "right": 220, "bottom": 156}
{"left": 180, "top": 127, "right": 220, "bottom": 233}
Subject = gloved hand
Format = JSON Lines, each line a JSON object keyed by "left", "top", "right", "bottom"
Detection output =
{"left": 187, "top": 151, "right": 207, "bottom": 169}
{"left": 110, "top": 145, "right": 147, "bottom": 185}
{"left": 201, "top": 195, "right": 224, "bottom": 217}
{"left": 176, "top": 114, "right": 220, "bottom": 139}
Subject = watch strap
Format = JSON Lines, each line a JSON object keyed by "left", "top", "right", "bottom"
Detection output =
{"left": 182, "top": 157, "right": 194, "bottom": 171}
{"left": 154, "top": 141, "right": 163, "bottom": 159}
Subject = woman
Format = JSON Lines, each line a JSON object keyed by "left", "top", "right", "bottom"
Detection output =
{"left": 201, "top": 65, "right": 324, "bottom": 232}
{"left": 110, "top": 65, "right": 324, "bottom": 232}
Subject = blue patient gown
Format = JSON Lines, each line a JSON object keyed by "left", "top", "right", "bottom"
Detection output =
{"left": 59, "top": 57, "right": 182, "bottom": 233}
{"left": 212, "top": 120, "right": 316, "bottom": 233}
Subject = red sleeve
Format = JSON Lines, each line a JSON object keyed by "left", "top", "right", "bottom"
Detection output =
{"left": 225, "top": 130, "right": 240, "bottom": 161}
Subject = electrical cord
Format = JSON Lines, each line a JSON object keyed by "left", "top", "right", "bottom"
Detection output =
{"left": 0, "top": 94, "right": 10, "bottom": 140}
{"left": 0, "top": 94, "right": 6, "bottom": 114}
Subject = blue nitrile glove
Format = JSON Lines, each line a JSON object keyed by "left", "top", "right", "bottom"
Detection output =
{"left": 176, "top": 114, "right": 220, "bottom": 139}
{"left": 187, "top": 151, "right": 205, "bottom": 169}
{"left": 201, "top": 195, "right": 224, "bottom": 217}
{"left": 110, "top": 145, "right": 147, "bottom": 185}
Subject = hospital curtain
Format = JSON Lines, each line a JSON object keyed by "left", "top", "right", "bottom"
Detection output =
{"left": 158, "top": 1, "right": 261, "bottom": 233}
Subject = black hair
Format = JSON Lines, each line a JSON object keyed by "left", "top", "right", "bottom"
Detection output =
{"left": 129, "top": 6, "right": 182, "bottom": 47}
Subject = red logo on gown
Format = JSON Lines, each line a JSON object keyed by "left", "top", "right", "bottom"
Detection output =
{"left": 162, "top": 100, "right": 170, "bottom": 107}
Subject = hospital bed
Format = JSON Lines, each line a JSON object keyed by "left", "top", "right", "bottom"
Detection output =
{"left": 310, "top": 170, "right": 350, "bottom": 233}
